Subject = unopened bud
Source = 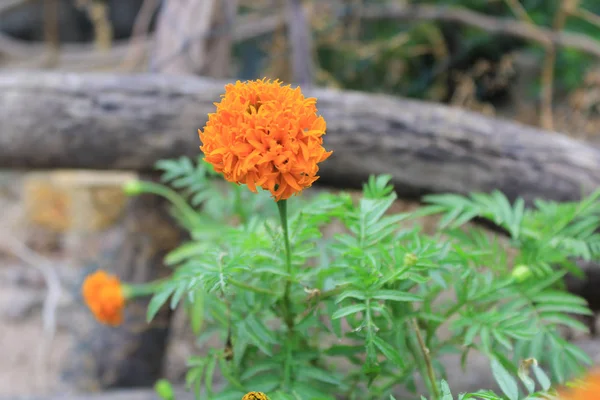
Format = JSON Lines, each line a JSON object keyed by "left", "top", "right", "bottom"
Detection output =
{"left": 404, "top": 253, "right": 418, "bottom": 267}
{"left": 154, "top": 379, "right": 175, "bottom": 400}
{"left": 123, "top": 180, "right": 143, "bottom": 196}
{"left": 512, "top": 265, "right": 532, "bottom": 282}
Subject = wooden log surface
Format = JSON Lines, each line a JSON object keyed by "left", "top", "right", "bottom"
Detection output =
{"left": 1, "top": 72, "right": 600, "bottom": 205}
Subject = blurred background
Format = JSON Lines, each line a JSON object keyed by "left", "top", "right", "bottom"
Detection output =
{"left": 1, "top": 0, "right": 600, "bottom": 397}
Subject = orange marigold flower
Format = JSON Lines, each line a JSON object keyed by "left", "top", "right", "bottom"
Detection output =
{"left": 241, "top": 392, "right": 269, "bottom": 400}
{"left": 199, "top": 78, "right": 332, "bottom": 201}
{"left": 558, "top": 369, "right": 600, "bottom": 400}
{"left": 82, "top": 270, "right": 126, "bottom": 326}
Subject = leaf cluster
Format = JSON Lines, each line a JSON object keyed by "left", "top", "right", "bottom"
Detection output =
{"left": 136, "top": 158, "right": 596, "bottom": 400}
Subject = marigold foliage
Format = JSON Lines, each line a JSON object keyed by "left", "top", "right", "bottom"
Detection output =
{"left": 198, "top": 78, "right": 332, "bottom": 201}
{"left": 82, "top": 270, "right": 126, "bottom": 326}
{"left": 558, "top": 369, "right": 600, "bottom": 400}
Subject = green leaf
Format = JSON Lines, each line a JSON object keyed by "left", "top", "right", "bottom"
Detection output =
{"left": 246, "top": 315, "right": 278, "bottom": 344}
{"left": 517, "top": 362, "right": 536, "bottom": 395}
{"left": 170, "top": 283, "right": 187, "bottom": 310}
{"left": 164, "top": 241, "right": 208, "bottom": 265}
{"left": 238, "top": 323, "right": 272, "bottom": 357}
{"left": 189, "top": 289, "right": 205, "bottom": 334}
{"left": 332, "top": 303, "right": 367, "bottom": 319}
{"left": 335, "top": 290, "right": 366, "bottom": 303}
{"left": 297, "top": 366, "right": 343, "bottom": 385}
{"left": 241, "top": 361, "right": 279, "bottom": 381}
{"left": 371, "top": 335, "right": 405, "bottom": 369}
{"left": 490, "top": 357, "right": 519, "bottom": 400}
{"left": 532, "top": 291, "right": 589, "bottom": 306}
{"left": 205, "top": 355, "right": 217, "bottom": 397}
{"left": 532, "top": 364, "right": 551, "bottom": 391}
{"left": 185, "top": 364, "right": 204, "bottom": 398}
{"left": 372, "top": 290, "right": 423, "bottom": 302}
{"left": 147, "top": 283, "right": 176, "bottom": 322}
{"left": 440, "top": 380, "right": 453, "bottom": 400}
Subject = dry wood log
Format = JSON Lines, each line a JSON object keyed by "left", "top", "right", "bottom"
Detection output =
{"left": 1, "top": 71, "right": 600, "bottom": 205}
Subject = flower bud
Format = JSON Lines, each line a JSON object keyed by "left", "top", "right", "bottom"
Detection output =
{"left": 122, "top": 180, "right": 143, "bottom": 196}
{"left": 154, "top": 379, "right": 175, "bottom": 400}
{"left": 404, "top": 252, "right": 418, "bottom": 267}
{"left": 512, "top": 264, "right": 532, "bottom": 282}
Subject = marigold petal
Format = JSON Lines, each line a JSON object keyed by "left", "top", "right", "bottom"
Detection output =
{"left": 82, "top": 270, "right": 126, "bottom": 326}
{"left": 198, "top": 78, "right": 332, "bottom": 200}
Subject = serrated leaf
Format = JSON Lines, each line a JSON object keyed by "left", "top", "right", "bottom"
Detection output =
{"left": 189, "top": 289, "right": 205, "bottom": 334}
{"left": 240, "top": 321, "right": 273, "bottom": 356}
{"left": 335, "top": 290, "right": 366, "bottom": 303}
{"left": 298, "top": 366, "right": 343, "bottom": 385}
{"left": 147, "top": 284, "right": 176, "bottom": 322}
{"left": 532, "top": 364, "right": 551, "bottom": 391}
{"left": 170, "top": 284, "right": 187, "bottom": 310}
{"left": 490, "top": 358, "right": 519, "bottom": 400}
{"left": 517, "top": 363, "right": 535, "bottom": 394}
{"left": 245, "top": 315, "right": 278, "bottom": 344}
{"left": 332, "top": 303, "right": 366, "bottom": 319}
{"left": 371, "top": 335, "right": 405, "bottom": 368}
{"left": 165, "top": 241, "right": 208, "bottom": 265}
{"left": 372, "top": 290, "right": 422, "bottom": 302}
{"left": 240, "top": 362, "right": 279, "bottom": 381}
{"left": 205, "top": 355, "right": 217, "bottom": 397}
{"left": 440, "top": 379, "right": 453, "bottom": 400}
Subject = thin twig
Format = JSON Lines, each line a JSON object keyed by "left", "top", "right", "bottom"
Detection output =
{"left": 3, "top": 3, "right": 600, "bottom": 69}
{"left": 540, "top": 0, "right": 573, "bottom": 131}
{"left": 0, "top": 230, "right": 62, "bottom": 391}
{"left": 286, "top": 0, "right": 314, "bottom": 85}
{"left": 503, "top": 0, "right": 534, "bottom": 24}
{"left": 120, "top": 0, "right": 160, "bottom": 71}
{"left": 358, "top": 3, "right": 600, "bottom": 59}
{"left": 42, "top": 0, "right": 60, "bottom": 67}
{"left": 569, "top": 6, "right": 600, "bottom": 30}
{"left": 411, "top": 317, "right": 440, "bottom": 400}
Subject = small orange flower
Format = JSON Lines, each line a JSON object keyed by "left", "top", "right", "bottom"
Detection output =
{"left": 558, "top": 369, "right": 600, "bottom": 399}
{"left": 241, "top": 392, "right": 269, "bottom": 400}
{"left": 82, "top": 270, "right": 126, "bottom": 326}
{"left": 199, "top": 78, "right": 332, "bottom": 201}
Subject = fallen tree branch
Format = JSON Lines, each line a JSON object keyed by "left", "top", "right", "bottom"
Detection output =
{"left": 0, "top": 71, "right": 599, "bottom": 205}
{"left": 357, "top": 3, "right": 600, "bottom": 59}
{"left": 3, "top": 2, "right": 600, "bottom": 71}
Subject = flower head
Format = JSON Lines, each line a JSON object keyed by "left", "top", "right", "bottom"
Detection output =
{"left": 199, "top": 78, "right": 332, "bottom": 201}
{"left": 241, "top": 392, "right": 269, "bottom": 400}
{"left": 558, "top": 369, "right": 600, "bottom": 399}
{"left": 82, "top": 270, "right": 126, "bottom": 326}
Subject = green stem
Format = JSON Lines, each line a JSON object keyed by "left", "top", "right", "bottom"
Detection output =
{"left": 233, "top": 184, "right": 248, "bottom": 224}
{"left": 129, "top": 181, "right": 201, "bottom": 224}
{"left": 124, "top": 278, "right": 168, "bottom": 298}
{"left": 411, "top": 318, "right": 440, "bottom": 400}
{"left": 228, "top": 278, "right": 278, "bottom": 296}
{"left": 277, "top": 199, "right": 294, "bottom": 392}
{"left": 277, "top": 200, "right": 294, "bottom": 330}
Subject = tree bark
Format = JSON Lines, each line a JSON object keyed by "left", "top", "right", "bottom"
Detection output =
{"left": 0, "top": 71, "right": 599, "bottom": 205}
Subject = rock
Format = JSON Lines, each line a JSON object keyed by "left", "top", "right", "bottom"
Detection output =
{"left": 0, "top": 289, "right": 43, "bottom": 322}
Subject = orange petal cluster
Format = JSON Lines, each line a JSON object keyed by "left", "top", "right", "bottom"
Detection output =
{"left": 241, "top": 392, "right": 269, "bottom": 400}
{"left": 199, "top": 78, "right": 332, "bottom": 201}
{"left": 82, "top": 270, "right": 126, "bottom": 326}
{"left": 558, "top": 369, "right": 600, "bottom": 400}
